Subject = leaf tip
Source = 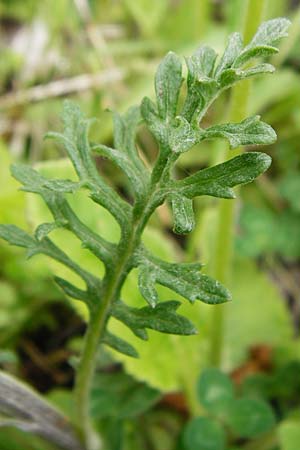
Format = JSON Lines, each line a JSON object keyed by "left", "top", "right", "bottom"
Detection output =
{"left": 256, "top": 152, "right": 272, "bottom": 173}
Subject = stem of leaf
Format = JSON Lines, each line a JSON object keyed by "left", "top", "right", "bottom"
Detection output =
{"left": 209, "top": 0, "right": 267, "bottom": 367}
{"left": 74, "top": 152, "right": 170, "bottom": 449}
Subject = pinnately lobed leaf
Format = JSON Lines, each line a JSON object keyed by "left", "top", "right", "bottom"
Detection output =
{"left": 0, "top": 18, "right": 290, "bottom": 360}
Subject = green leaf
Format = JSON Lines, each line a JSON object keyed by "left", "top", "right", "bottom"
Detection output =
{"left": 112, "top": 106, "right": 147, "bottom": 174}
{"left": 138, "top": 265, "right": 158, "bottom": 307}
{"left": 92, "top": 144, "right": 147, "bottom": 198}
{"left": 35, "top": 222, "right": 61, "bottom": 241}
{"left": 168, "top": 117, "right": 199, "bottom": 154}
{"left": 186, "top": 46, "right": 217, "bottom": 82}
{"left": 234, "top": 18, "right": 291, "bottom": 67}
{"left": 11, "top": 162, "right": 116, "bottom": 266}
{"left": 54, "top": 277, "right": 91, "bottom": 303}
{"left": 224, "top": 259, "right": 293, "bottom": 369}
{"left": 102, "top": 332, "right": 139, "bottom": 358}
{"left": 169, "top": 193, "right": 195, "bottom": 234}
{"left": 203, "top": 116, "right": 276, "bottom": 149}
{"left": 155, "top": 51, "right": 182, "bottom": 122}
{"left": 278, "top": 172, "right": 300, "bottom": 213}
{"left": 197, "top": 368, "right": 234, "bottom": 414}
{"left": 0, "top": 224, "right": 36, "bottom": 249}
{"left": 137, "top": 255, "right": 230, "bottom": 305}
{"left": 45, "top": 100, "right": 98, "bottom": 181}
{"left": 173, "top": 152, "right": 272, "bottom": 199}
{"left": 111, "top": 300, "right": 197, "bottom": 338}
{"left": 215, "top": 32, "right": 243, "bottom": 76}
{"left": 11, "top": 163, "right": 81, "bottom": 195}
{"left": 250, "top": 17, "right": 291, "bottom": 46}
{"left": 141, "top": 97, "right": 167, "bottom": 146}
{"left": 90, "top": 371, "right": 161, "bottom": 420}
{"left": 218, "top": 64, "right": 275, "bottom": 88}
{"left": 226, "top": 398, "right": 275, "bottom": 438}
{"left": 183, "top": 46, "right": 218, "bottom": 122}
{"left": 46, "top": 102, "right": 131, "bottom": 227}
{"left": 183, "top": 417, "right": 225, "bottom": 450}
{"left": 237, "top": 205, "right": 300, "bottom": 260}
{"left": 279, "top": 420, "right": 300, "bottom": 450}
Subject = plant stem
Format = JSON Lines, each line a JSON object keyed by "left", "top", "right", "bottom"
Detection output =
{"left": 74, "top": 152, "right": 170, "bottom": 449}
{"left": 209, "top": 0, "right": 266, "bottom": 367}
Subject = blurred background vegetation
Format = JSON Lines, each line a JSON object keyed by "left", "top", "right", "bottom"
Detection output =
{"left": 0, "top": 1, "right": 300, "bottom": 449}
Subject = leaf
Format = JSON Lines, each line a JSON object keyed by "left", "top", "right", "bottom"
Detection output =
{"left": 183, "top": 417, "right": 226, "bottom": 450}
{"left": 173, "top": 152, "right": 272, "bottom": 199}
{"left": 90, "top": 371, "right": 161, "bottom": 420}
{"left": 250, "top": 18, "right": 291, "bottom": 47}
{"left": 225, "top": 259, "right": 294, "bottom": 369}
{"left": 46, "top": 102, "right": 131, "bottom": 227}
{"left": 54, "top": 277, "right": 91, "bottom": 303}
{"left": 141, "top": 96, "right": 167, "bottom": 146}
{"left": 45, "top": 100, "right": 98, "bottom": 181}
{"left": 202, "top": 116, "right": 276, "bottom": 149}
{"left": 112, "top": 300, "right": 197, "bottom": 338}
{"left": 186, "top": 46, "right": 217, "bottom": 82}
{"left": 226, "top": 398, "right": 275, "bottom": 438}
{"left": 218, "top": 64, "right": 275, "bottom": 88}
{"left": 215, "top": 32, "right": 243, "bottom": 76}
{"left": 102, "top": 332, "right": 139, "bottom": 358}
{"left": 92, "top": 144, "right": 147, "bottom": 198}
{"left": 35, "top": 222, "right": 61, "bottom": 241}
{"left": 0, "top": 225, "right": 36, "bottom": 249}
{"left": 237, "top": 204, "right": 300, "bottom": 260}
{"left": 112, "top": 106, "right": 147, "bottom": 174}
{"left": 138, "top": 266, "right": 158, "bottom": 307}
{"left": 182, "top": 46, "right": 218, "bottom": 122}
{"left": 197, "top": 368, "right": 234, "bottom": 414}
{"left": 168, "top": 117, "right": 199, "bottom": 154}
{"left": 137, "top": 256, "right": 230, "bottom": 305}
{"left": 11, "top": 163, "right": 81, "bottom": 195}
{"left": 278, "top": 172, "right": 300, "bottom": 213}
{"left": 279, "top": 420, "right": 300, "bottom": 450}
{"left": 234, "top": 18, "right": 291, "bottom": 67}
{"left": 155, "top": 51, "right": 182, "bottom": 122}
{"left": 169, "top": 193, "right": 195, "bottom": 234}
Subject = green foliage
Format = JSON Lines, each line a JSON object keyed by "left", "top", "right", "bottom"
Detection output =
{"left": 237, "top": 205, "right": 300, "bottom": 260}
{"left": 183, "top": 417, "right": 225, "bottom": 450}
{"left": 279, "top": 420, "right": 300, "bottom": 450}
{"left": 90, "top": 371, "right": 161, "bottom": 420}
{"left": 196, "top": 368, "right": 234, "bottom": 414}
{"left": 183, "top": 367, "right": 276, "bottom": 449}
{"left": 278, "top": 172, "right": 300, "bottom": 213}
{"left": 226, "top": 397, "right": 275, "bottom": 438}
{"left": 0, "top": 19, "right": 284, "bottom": 358}
{"left": 0, "top": 17, "right": 291, "bottom": 449}
{"left": 225, "top": 259, "right": 293, "bottom": 367}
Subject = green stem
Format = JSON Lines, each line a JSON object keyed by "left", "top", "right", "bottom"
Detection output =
{"left": 74, "top": 151, "right": 170, "bottom": 449}
{"left": 209, "top": 0, "right": 267, "bottom": 367}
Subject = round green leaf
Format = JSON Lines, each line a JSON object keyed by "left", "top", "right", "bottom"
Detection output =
{"left": 279, "top": 420, "right": 300, "bottom": 450}
{"left": 183, "top": 417, "right": 225, "bottom": 450}
{"left": 197, "top": 368, "right": 234, "bottom": 414}
{"left": 227, "top": 398, "right": 275, "bottom": 438}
